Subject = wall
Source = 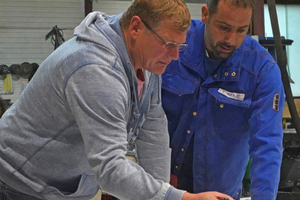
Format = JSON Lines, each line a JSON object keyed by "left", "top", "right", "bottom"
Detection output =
{"left": 0, "top": 0, "right": 203, "bottom": 103}
{"left": 0, "top": 0, "right": 85, "bottom": 103}
{"left": 2, "top": 2, "right": 298, "bottom": 102}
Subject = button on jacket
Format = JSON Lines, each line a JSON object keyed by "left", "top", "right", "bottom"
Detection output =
{"left": 162, "top": 20, "right": 284, "bottom": 200}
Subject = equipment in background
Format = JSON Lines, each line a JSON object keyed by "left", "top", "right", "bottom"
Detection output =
{"left": 265, "top": 2, "right": 300, "bottom": 198}
{"left": 19, "top": 62, "right": 33, "bottom": 79}
{"left": 0, "top": 63, "right": 40, "bottom": 81}
{"left": 0, "top": 64, "right": 10, "bottom": 80}
{"left": 45, "top": 25, "right": 65, "bottom": 50}
{"left": 9, "top": 64, "right": 21, "bottom": 81}
{"left": 28, "top": 63, "right": 39, "bottom": 82}
{"left": 260, "top": 36, "right": 300, "bottom": 200}
{"left": 280, "top": 118, "right": 300, "bottom": 200}
{"left": 0, "top": 98, "right": 11, "bottom": 117}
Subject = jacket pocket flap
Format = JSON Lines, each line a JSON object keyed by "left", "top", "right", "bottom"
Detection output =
{"left": 209, "top": 88, "right": 251, "bottom": 108}
{"left": 162, "top": 73, "right": 197, "bottom": 95}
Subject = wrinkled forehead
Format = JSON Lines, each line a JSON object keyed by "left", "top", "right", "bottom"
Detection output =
{"left": 212, "top": 1, "right": 253, "bottom": 24}
{"left": 154, "top": 20, "right": 187, "bottom": 44}
{"left": 214, "top": 0, "right": 254, "bottom": 16}
{"left": 219, "top": 0, "right": 254, "bottom": 9}
{"left": 152, "top": 18, "right": 189, "bottom": 33}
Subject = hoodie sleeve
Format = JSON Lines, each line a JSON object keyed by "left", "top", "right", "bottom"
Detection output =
{"left": 135, "top": 75, "right": 171, "bottom": 182}
{"left": 135, "top": 75, "right": 186, "bottom": 200}
{"left": 65, "top": 63, "right": 184, "bottom": 200}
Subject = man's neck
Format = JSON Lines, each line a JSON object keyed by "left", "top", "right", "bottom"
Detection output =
{"left": 121, "top": 26, "right": 140, "bottom": 73}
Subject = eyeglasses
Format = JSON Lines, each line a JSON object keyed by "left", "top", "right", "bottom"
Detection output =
{"left": 141, "top": 20, "right": 188, "bottom": 51}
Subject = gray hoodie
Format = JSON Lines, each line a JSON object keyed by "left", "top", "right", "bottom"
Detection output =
{"left": 0, "top": 12, "right": 185, "bottom": 200}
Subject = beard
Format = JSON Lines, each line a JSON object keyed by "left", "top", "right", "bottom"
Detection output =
{"left": 204, "top": 26, "right": 237, "bottom": 59}
{"left": 211, "top": 41, "right": 236, "bottom": 59}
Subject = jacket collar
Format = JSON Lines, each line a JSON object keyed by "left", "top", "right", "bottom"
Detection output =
{"left": 181, "top": 21, "right": 206, "bottom": 76}
{"left": 180, "top": 20, "right": 245, "bottom": 83}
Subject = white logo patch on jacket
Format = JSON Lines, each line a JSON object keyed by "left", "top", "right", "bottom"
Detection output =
{"left": 218, "top": 88, "right": 245, "bottom": 101}
{"left": 273, "top": 94, "right": 280, "bottom": 111}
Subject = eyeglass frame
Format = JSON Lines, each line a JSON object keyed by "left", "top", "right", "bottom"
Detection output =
{"left": 141, "top": 19, "right": 188, "bottom": 50}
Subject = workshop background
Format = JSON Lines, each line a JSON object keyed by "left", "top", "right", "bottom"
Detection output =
{"left": 0, "top": 0, "right": 300, "bottom": 200}
{"left": 0, "top": 0, "right": 203, "bottom": 103}
{"left": 0, "top": 0, "right": 299, "bottom": 102}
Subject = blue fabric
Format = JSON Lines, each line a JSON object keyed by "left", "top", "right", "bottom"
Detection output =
{"left": 162, "top": 20, "right": 284, "bottom": 200}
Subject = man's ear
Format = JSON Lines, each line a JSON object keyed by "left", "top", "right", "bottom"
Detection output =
{"left": 202, "top": 5, "right": 209, "bottom": 24}
{"left": 129, "top": 16, "right": 142, "bottom": 40}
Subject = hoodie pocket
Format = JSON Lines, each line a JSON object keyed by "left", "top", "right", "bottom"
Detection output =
{"left": 208, "top": 88, "right": 251, "bottom": 134}
{"left": 41, "top": 173, "right": 98, "bottom": 200}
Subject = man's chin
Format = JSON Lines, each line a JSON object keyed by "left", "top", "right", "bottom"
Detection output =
{"left": 156, "top": 68, "right": 167, "bottom": 75}
{"left": 215, "top": 51, "right": 234, "bottom": 59}
{"left": 153, "top": 66, "right": 168, "bottom": 75}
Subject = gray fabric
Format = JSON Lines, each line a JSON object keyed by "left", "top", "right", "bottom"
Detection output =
{"left": 0, "top": 179, "right": 44, "bottom": 200}
{"left": 0, "top": 12, "right": 185, "bottom": 200}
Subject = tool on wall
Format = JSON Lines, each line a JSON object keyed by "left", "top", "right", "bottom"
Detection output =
{"left": 0, "top": 65, "right": 10, "bottom": 80}
{"left": 45, "top": 25, "right": 65, "bottom": 50}
{"left": 0, "top": 62, "right": 39, "bottom": 95}
{"left": 9, "top": 64, "right": 21, "bottom": 81}
{"left": 0, "top": 62, "right": 39, "bottom": 81}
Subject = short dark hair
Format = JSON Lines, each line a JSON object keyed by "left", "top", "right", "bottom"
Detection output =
{"left": 207, "top": 0, "right": 256, "bottom": 18}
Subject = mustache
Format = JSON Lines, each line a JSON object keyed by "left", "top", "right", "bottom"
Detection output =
{"left": 217, "top": 42, "right": 235, "bottom": 49}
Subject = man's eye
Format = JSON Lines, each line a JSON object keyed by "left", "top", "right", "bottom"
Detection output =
{"left": 165, "top": 43, "right": 178, "bottom": 49}
{"left": 220, "top": 26, "right": 229, "bottom": 31}
{"left": 237, "top": 29, "right": 246, "bottom": 33}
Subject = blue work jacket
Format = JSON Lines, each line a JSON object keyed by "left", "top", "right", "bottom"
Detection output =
{"left": 162, "top": 20, "right": 284, "bottom": 200}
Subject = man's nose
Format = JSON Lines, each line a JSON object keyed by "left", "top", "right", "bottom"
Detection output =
{"left": 225, "top": 30, "right": 237, "bottom": 46}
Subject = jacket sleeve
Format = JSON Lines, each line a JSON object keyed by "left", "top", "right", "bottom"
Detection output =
{"left": 248, "top": 61, "right": 284, "bottom": 200}
{"left": 65, "top": 65, "right": 184, "bottom": 200}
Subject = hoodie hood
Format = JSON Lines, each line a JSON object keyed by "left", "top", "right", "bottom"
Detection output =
{"left": 74, "top": 12, "right": 123, "bottom": 45}
{"left": 74, "top": 11, "right": 137, "bottom": 93}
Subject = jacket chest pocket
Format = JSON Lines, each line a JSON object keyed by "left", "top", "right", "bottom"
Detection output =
{"left": 162, "top": 73, "right": 198, "bottom": 119}
{"left": 208, "top": 88, "right": 251, "bottom": 134}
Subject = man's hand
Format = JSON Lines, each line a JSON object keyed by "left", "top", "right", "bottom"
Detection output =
{"left": 182, "top": 191, "right": 234, "bottom": 200}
